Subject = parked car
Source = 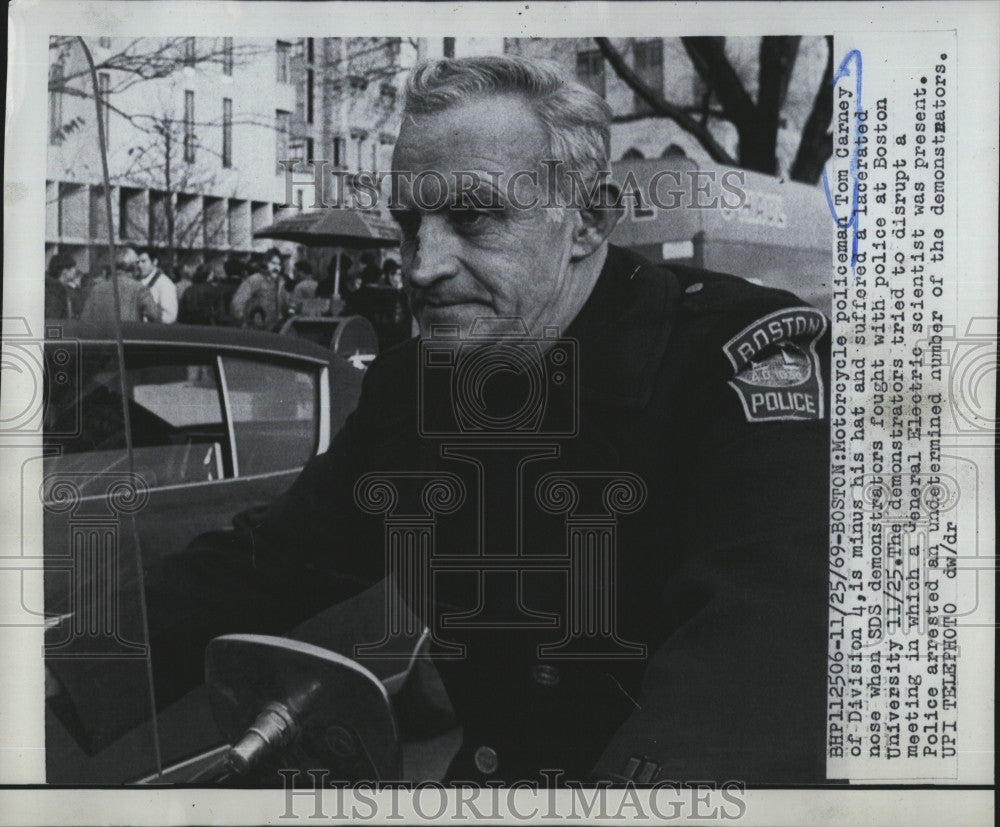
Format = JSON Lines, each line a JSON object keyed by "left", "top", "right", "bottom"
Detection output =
{"left": 41, "top": 321, "right": 366, "bottom": 565}
{"left": 39, "top": 321, "right": 369, "bottom": 782}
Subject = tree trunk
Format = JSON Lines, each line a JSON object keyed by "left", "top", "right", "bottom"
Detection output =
{"left": 748, "top": 36, "right": 801, "bottom": 176}
{"left": 163, "top": 121, "right": 177, "bottom": 274}
{"left": 790, "top": 36, "right": 834, "bottom": 184}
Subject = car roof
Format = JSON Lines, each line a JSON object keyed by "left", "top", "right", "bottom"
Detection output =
{"left": 47, "top": 320, "right": 337, "bottom": 365}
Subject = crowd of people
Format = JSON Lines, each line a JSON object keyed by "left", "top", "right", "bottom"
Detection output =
{"left": 45, "top": 246, "right": 412, "bottom": 349}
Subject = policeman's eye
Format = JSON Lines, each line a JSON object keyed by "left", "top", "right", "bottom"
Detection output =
{"left": 448, "top": 207, "right": 491, "bottom": 230}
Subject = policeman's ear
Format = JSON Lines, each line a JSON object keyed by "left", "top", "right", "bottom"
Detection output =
{"left": 568, "top": 181, "right": 624, "bottom": 262}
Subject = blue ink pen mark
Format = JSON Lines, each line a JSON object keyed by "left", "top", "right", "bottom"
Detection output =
{"left": 822, "top": 49, "right": 863, "bottom": 267}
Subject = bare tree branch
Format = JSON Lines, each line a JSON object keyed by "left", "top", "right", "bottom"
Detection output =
{"left": 50, "top": 37, "right": 270, "bottom": 95}
{"left": 593, "top": 37, "right": 737, "bottom": 166}
{"left": 681, "top": 37, "right": 757, "bottom": 127}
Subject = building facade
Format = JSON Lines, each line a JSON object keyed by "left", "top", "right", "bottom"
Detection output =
{"left": 47, "top": 36, "right": 306, "bottom": 275}
{"left": 46, "top": 36, "right": 826, "bottom": 277}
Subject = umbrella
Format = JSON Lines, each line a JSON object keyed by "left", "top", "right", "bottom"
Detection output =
{"left": 254, "top": 209, "right": 399, "bottom": 299}
{"left": 253, "top": 209, "right": 399, "bottom": 248}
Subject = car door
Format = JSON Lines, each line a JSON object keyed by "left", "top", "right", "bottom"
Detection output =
{"left": 42, "top": 336, "right": 331, "bottom": 782}
{"left": 122, "top": 344, "right": 329, "bottom": 568}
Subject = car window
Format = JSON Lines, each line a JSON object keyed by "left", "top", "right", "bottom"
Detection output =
{"left": 44, "top": 345, "right": 231, "bottom": 493}
{"left": 219, "top": 355, "right": 319, "bottom": 476}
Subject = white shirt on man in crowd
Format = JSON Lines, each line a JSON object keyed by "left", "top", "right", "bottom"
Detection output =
{"left": 136, "top": 250, "right": 178, "bottom": 323}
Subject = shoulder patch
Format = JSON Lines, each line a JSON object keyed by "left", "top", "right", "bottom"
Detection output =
{"left": 722, "top": 307, "right": 827, "bottom": 423}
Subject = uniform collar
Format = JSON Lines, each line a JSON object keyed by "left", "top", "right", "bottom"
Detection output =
{"left": 563, "top": 244, "right": 681, "bottom": 409}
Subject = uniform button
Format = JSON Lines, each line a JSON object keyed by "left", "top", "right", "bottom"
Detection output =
{"left": 531, "top": 664, "right": 561, "bottom": 687}
{"left": 474, "top": 745, "right": 499, "bottom": 775}
{"left": 685, "top": 282, "right": 703, "bottom": 294}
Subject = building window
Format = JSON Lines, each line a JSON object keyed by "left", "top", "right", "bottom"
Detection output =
{"left": 576, "top": 49, "right": 606, "bottom": 98}
{"left": 306, "top": 37, "right": 315, "bottom": 63}
{"left": 98, "top": 36, "right": 112, "bottom": 49}
{"left": 276, "top": 40, "right": 291, "bottom": 83}
{"left": 306, "top": 68, "right": 314, "bottom": 123}
{"left": 443, "top": 38, "right": 455, "bottom": 58}
{"left": 48, "top": 61, "right": 64, "bottom": 144}
{"left": 222, "top": 37, "right": 234, "bottom": 75}
{"left": 183, "top": 37, "right": 196, "bottom": 67}
{"left": 305, "top": 137, "right": 315, "bottom": 163}
{"left": 633, "top": 40, "right": 664, "bottom": 113}
{"left": 275, "top": 110, "right": 290, "bottom": 173}
{"left": 184, "top": 90, "right": 195, "bottom": 163}
{"left": 222, "top": 97, "right": 232, "bottom": 168}
{"left": 98, "top": 72, "right": 111, "bottom": 141}
{"left": 351, "top": 130, "right": 368, "bottom": 171}
{"left": 119, "top": 188, "right": 135, "bottom": 239}
{"left": 379, "top": 81, "right": 397, "bottom": 103}
{"left": 332, "top": 135, "right": 346, "bottom": 168}
{"left": 384, "top": 38, "right": 401, "bottom": 63}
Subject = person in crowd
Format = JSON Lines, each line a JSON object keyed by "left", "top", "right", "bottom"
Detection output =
{"left": 290, "top": 260, "right": 320, "bottom": 314}
{"left": 358, "top": 252, "right": 383, "bottom": 287}
{"left": 381, "top": 258, "right": 401, "bottom": 286}
{"left": 229, "top": 248, "right": 284, "bottom": 324}
{"left": 79, "top": 246, "right": 161, "bottom": 323}
{"left": 315, "top": 254, "right": 350, "bottom": 300}
{"left": 134, "top": 248, "right": 178, "bottom": 323}
{"left": 229, "top": 248, "right": 292, "bottom": 329}
{"left": 173, "top": 259, "right": 198, "bottom": 304}
{"left": 45, "top": 251, "right": 85, "bottom": 319}
{"left": 222, "top": 255, "right": 246, "bottom": 285}
{"left": 178, "top": 264, "right": 221, "bottom": 325}
{"left": 381, "top": 259, "right": 413, "bottom": 347}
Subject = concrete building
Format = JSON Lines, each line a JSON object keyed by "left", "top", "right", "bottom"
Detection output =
{"left": 47, "top": 36, "right": 302, "bottom": 275}
{"left": 282, "top": 37, "right": 421, "bottom": 213}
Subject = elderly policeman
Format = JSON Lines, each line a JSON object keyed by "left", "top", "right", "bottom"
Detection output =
{"left": 54, "top": 56, "right": 831, "bottom": 785}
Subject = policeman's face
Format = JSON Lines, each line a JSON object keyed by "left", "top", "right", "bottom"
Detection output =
{"left": 391, "top": 95, "right": 579, "bottom": 338}
{"left": 136, "top": 252, "right": 156, "bottom": 278}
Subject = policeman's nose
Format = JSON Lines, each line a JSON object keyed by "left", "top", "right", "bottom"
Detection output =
{"left": 404, "top": 214, "right": 460, "bottom": 290}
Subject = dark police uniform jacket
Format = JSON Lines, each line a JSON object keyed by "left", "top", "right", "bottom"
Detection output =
{"left": 58, "top": 245, "right": 832, "bottom": 785}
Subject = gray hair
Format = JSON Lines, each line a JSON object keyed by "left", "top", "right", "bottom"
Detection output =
{"left": 402, "top": 55, "right": 613, "bottom": 195}
{"left": 115, "top": 246, "right": 138, "bottom": 272}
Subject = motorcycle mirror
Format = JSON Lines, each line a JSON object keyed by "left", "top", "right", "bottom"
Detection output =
{"left": 205, "top": 634, "right": 402, "bottom": 783}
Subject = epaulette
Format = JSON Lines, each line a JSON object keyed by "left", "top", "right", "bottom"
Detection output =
{"left": 666, "top": 262, "right": 804, "bottom": 318}
{"left": 662, "top": 261, "right": 829, "bottom": 423}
